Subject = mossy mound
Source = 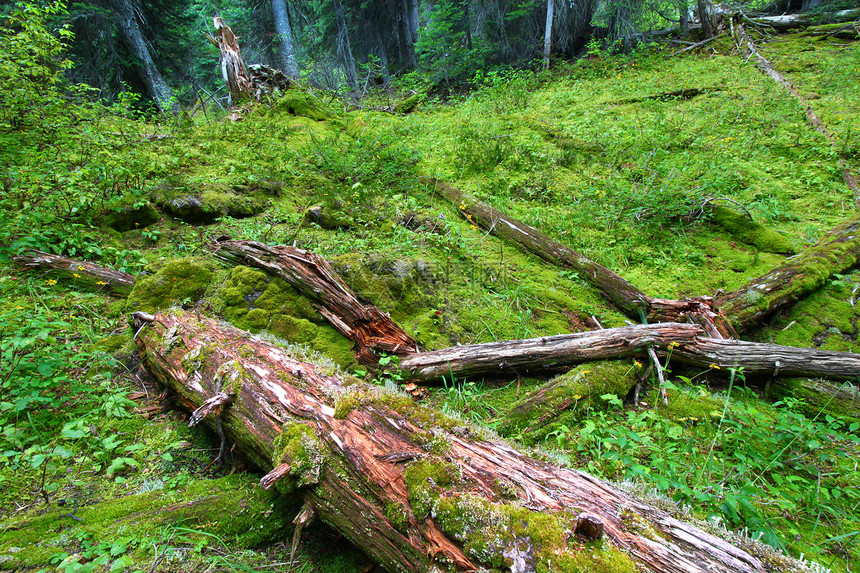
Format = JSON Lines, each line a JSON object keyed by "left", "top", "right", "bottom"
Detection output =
{"left": 271, "top": 91, "right": 331, "bottom": 122}
{"left": 0, "top": 474, "right": 297, "bottom": 571}
{"left": 499, "top": 361, "right": 637, "bottom": 443}
{"left": 770, "top": 378, "right": 860, "bottom": 422}
{"left": 708, "top": 205, "right": 796, "bottom": 255}
{"left": 102, "top": 199, "right": 160, "bottom": 232}
{"left": 212, "top": 265, "right": 356, "bottom": 367}
{"left": 154, "top": 184, "right": 269, "bottom": 224}
{"left": 128, "top": 258, "right": 216, "bottom": 312}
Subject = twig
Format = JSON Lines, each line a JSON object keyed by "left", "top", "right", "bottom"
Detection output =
{"left": 648, "top": 346, "right": 669, "bottom": 407}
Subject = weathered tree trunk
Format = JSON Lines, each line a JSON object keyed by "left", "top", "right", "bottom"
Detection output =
{"left": 748, "top": 9, "right": 860, "bottom": 31}
{"left": 333, "top": 0, "right": 359, "bottom": 90}
{"left": 399, "top": 322, "right": 860, "bottom": 383}
{"left": 208, "top": 239, "right": 419, "bottom": 362}
{"left": 543, "top": 0, "right": 554, "bottom": 69}
{"left": 107, "top": 0, "right": 176, "bottom": 113}
{"left": 13, "top": 250, "right": 135, "bottom": 295}
{"left": 213, "top": 16, "right": 252, "bottom": 104}
{"left": 697, "top": 0, "right": 714, "bottom": 38}
{"left": 678, "top": 0, "right": 689, "bottom": 34}
{"left": 135, "top": 310, "right": 782, "bottom": 573}
{"left": 716, "top": 217, "right": 860, "bottom": 331}
{"left": 271, "top": 0, "right": 299, "bottom": 78}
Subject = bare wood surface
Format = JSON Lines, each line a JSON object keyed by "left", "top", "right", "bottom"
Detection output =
{"left": 13, "top": 250, "right": 135, "bottom": 295}
{"left": 135, "top": 311, "right": 785, "bottom": 573}
{"left": 213, "top": 16, "right": 252, "bottom": 104}
{"left": 399, "top": 323, "right": 860, "bottom": 383}
{"left": 209, "top": 239, "right": 420, "bottom": 362}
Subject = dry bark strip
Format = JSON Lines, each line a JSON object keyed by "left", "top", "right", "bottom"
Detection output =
{"left": 209, "top": 239, "right": 420, "bottom": 362}
{"left": 135, "top": 310, "right": 788, "bottom": 573}
{"left": 213, "top": 16, "right": 252, "bottom": 104}
{"left": 13, "top": 250, "right": 135, "bottom": 296}
{"left": 399, "top": 322, "right": 860, "bottom": 383}
{"left": 731, "top": 18, "right": 860, "bottom": 196}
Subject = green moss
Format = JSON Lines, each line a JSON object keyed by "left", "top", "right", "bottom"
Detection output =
{"left": 271, "top": 92, "right": 330, "bottom": 121}
{"left": 770, "top": 378, "right": 860, "bottom": 422}
{"left": 128, "top": 258, "right": 215, "bottom": 312}
{"left": 709, "top": 206, "right": 796, "bottom": 254}
{"left": 500, "top": 361, "right": 637, "bottom": 442}
{"left": 271, "top": 423, "right": 325, "bottom": 492}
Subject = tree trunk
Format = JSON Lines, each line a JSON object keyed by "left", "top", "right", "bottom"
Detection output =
{"left": 543, "top": 0, "right": 554, "bottom": 69}
{"left": 333, "top": 0, "right": 359, "bottom": 90}
{"left": 208, "top": 239, "right": 420, "bottom": 362}
{"left": 405, "top": 0, "right": 420, "bottom": 41}
{"left": 213, "top": 16, "right": 252, "bottom": 104}
{"left": 135, "top": 310, "right": 781, "bottom": 573}
{"left": 13, "top": 250, "right": 135, "bottom": 296}
{"left": 678, "top": 0, "right": 689, "bottom": 33}
{"left": 398, "top": 322, "right": 860, "bottom": 383}
{"left": 697, "top": 0, "right": 714, "bottom": 38}
{"left": 271, "top": 0, "right": 299, "bottom": 78}
{"left": 107, "top": 0, "right": 176, "bottom": 113}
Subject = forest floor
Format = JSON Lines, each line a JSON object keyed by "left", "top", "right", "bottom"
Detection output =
{"left": 1, "top": 27, "right": 859, "bottom": 573}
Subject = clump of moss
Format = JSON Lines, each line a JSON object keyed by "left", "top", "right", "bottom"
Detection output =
{"left": 271, "top": 423, "right": 325, "bottom": 493}
{"left": 128, "top": 258, "right": 215, "bottom": 312}
{"left": 500, "top": 361, "right": 637, "bottom": 442}
{"left": 708, "top": 205, "right": 796, "bottom": 254}
{"left": 271, "top": 91, "right": 331, "bottom": 121}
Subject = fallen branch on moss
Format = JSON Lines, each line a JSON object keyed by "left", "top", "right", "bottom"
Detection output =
{"left": 208, "top": 239, "right": 420, "bottom": 363}
{"left": 399, "top": 322, "right": 860, "bottom": 383}
{"left": 13, "top": 250, "right": 136, "bottom": 296}
{"left": 135, "top": 310, "right": 792, "bottom": 573}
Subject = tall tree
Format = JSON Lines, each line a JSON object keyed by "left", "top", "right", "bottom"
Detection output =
{"left": 332, "top": 0, "right": 358, "bottom": 89}
{"left": 271, "top": 0, "right": 299, "bottom": 77}
{"left": 106, "top": 0, "right": 176, "bottom": 112}
{"left": 698, "top": 0, "right": 714, "bottom": 37}
{"left": 543, "top": 0, "right": 554, "bottom": 69}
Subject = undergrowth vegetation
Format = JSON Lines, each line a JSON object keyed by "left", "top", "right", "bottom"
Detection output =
{"left": 1, "top": 5, "right": 860, "bottom": 571}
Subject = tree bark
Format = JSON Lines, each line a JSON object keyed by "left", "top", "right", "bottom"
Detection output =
{"left": 135, "top": 310, "right": 781, "bottom": 573}
{"left": 208, "top": 239, "right": 420, "bottom": 362}
{"left": 697, "top": 0, "right": 714, "bottom": 38}
{"left": 13, "top": 250, "right": 135, "bottom": 296}
{"left": 213, "top": 16, "right": 252, "bottom": 104}
{"left": 271, "top": 0, "right": 300, "bottom": 78}
{"left": 333, "top": 0, "right": 359, "bottom": 90}
{"left": 399, "top": 322, "right": 860, "bottom": 383}
{"left": 543, "top": 0, "right": 554, "bottom": 70}
{"left": 107, "top": 0, "right": 176, "bottom": 113}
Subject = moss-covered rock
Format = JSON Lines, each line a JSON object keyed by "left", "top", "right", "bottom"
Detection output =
{"left": 128, "top": 258, "right": 216, "bottom": 312}
{"left": 500, "top": 361, "right": 637, "bottom": 442}
{"left": 271, "top": 92, "right": 330, "bottom": 121}
{"left": 102, "top": 200, "right": 160, "bottom": 232}
{"left": 154, "top": 184, "right": 268, "bottom": 224}
{"left": 709, "top": 205, "right": 796, "bottom": 255}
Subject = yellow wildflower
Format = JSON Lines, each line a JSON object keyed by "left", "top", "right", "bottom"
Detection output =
{"left": 668, "top": 341, "right": 679, "bottom": 348}
{"left": 710, "top": 363, "right": 720, "bottom": 370}
{"left": 72, "top": 273, "right": 80, "bottom": 278}
{"left": 77, "top": 265, "right": 85, "bottom": 270}
{"left": 634, "top": 360, "right": 643, "bottom": 368}
{"left": 46, "top": 279, "right": 57, "bottom": 286}
{"left": 573, "top": 395, "right": 582, "bottom": 400}
{"left": 96, "top": 281, "right": 107, "bottom": 285}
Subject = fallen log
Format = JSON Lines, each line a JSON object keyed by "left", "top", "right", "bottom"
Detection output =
{"left": 208, "top": 239, "right": 420, "bottom": 363}
{"left": 135, "top": 310, "right": 790, "bottom": 573}
{"left": 13, "top": 250, "right": 135, "bottom": 295}
{"left": 747, "top": 9, "right": 860, "bottom": 32}
{"left": 399, "top": 322, "right": 860, "bottom": 383}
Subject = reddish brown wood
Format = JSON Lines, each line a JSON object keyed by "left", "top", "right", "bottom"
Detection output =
{"left": 13, "top": 250, "right": 135, "bottom": 295}
{"left": 209, "top": 239, "right": 420, "bottom": 363}
{"left": 213, "top": 16, "right": 252, "bottom": 104}
{"left": 135, "top": 311, "right": 781, "bottom": 573}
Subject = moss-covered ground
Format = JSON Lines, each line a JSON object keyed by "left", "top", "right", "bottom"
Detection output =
{"left": 2, "top": 29, "right": 860, "bottom": 572}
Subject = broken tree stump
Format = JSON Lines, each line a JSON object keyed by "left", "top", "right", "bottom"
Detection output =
{"left": 135, "top": 310, "right": 790, "bottom": 573}
{"left": 209, "top": 239, "right": 420, "bottom": 363}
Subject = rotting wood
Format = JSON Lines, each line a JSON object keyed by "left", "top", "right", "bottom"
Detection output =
{"left": 135, "top": 310, "right": 790, "bottom": 573}
{"left": 399, "top": 322, "right": 860, "bottom": 383}
{"left": 13, "top": 250, "right": 135, "bottom": 296}
{"left": 208, "top": 239, "right": 420, "bottom": 363}
{"left": 213, "top": 16, "right": 252, "bottom": 104}
{"left": 716, "top": 218, "right": 860, "bottom": 331}
{"left": 732, "top": 18, "right": 859, "bottom": 197}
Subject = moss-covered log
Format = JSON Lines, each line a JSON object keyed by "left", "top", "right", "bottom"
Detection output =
{"left": 716, "top": 218, "right": 860, "bottom": 331}
{"left": 135, "top": 311, "right": 789, "bottom": 573}
{"left": 209, "top": 239, "right": 419, "bottom": 363}
{"left": 13, "top": 249, "right": 135, "bottom": 295}
{"left": 399, "top": 323, "right": 860, "bottom": 383}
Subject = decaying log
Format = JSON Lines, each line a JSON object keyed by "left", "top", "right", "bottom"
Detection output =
{"left": 732, "top": 19, "right": 860, "bottom": 197}
{"left": 747, "top": 9, "right": 860, "bottom": 32}
{"left": 213, "top": 16, "right": 252, "bottom": 104}
{"left": 209, "top": 239, "right": 420, "bottom": 362}
{"left": 135, "top": 310, "right": 790, "bottom": 573}
{"left": 13, "top": 250, "right": 135, "bottom": 295}
{"left": 716, "top": 218, "right": 860, "bottom": 331}
{"left": 399, "top": 322, "right": 860, "bottom": 383}
{"left": 433, "top": 181, "right": 736, "bottom": 337}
